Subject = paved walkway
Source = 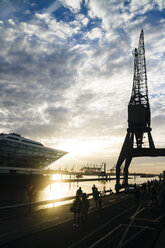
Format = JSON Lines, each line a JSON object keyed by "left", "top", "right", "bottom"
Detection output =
{"left": 0, "top": 187, "right": 165, "bottom": 247}
{"left": 0, "top": 192, "right": 125, "bottom": 246}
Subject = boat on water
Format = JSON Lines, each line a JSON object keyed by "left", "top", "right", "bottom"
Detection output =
{"left": 0, "top": 133, "right": 68, "bottom": 189}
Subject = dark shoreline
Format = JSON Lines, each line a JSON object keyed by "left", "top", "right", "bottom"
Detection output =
{"left": 50, "top": 177, "right": 132, "bottom": 183}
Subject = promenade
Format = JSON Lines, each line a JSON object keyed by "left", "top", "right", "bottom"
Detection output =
{"left": 0, "top": 185, "right": 165, "bottom": 248}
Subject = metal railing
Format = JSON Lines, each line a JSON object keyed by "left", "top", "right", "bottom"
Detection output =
{"left": 0, "top": 190, "right": 112, "bottom": 211}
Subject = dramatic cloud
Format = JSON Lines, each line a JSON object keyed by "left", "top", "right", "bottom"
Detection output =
{"left": 0, "top": 0, "right": 165, "bottom": 173}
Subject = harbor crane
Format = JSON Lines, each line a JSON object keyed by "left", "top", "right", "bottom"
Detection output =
{"left": 115, "top": 30, "right": 165, "bottom": 192}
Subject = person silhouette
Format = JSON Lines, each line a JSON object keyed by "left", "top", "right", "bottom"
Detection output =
{"left": 76, "top": 187, "right": 83, "bottom": 199}
{"left": 71, "top": 195, "right": 82, "bottom": 227}
{"left": 81, "top": 193, "right": 89, "bottom": 227}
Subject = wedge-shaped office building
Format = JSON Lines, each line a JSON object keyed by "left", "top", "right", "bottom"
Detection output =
{"left": 0, "top": 133, "right": 67, "bottom": 170}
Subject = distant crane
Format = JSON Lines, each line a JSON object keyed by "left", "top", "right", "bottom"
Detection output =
{"left": 110, "top": 164, "right": 124, "bottom": 174}
{"left": 115, "top": 30, "right": 165, "bottom": 192}
{"left": 80, "top": 162, "right": 106, "bottom": 175}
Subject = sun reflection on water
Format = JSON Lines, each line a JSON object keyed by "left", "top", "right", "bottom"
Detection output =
{"left": 52, "top": 174, "right": 62, "bottom": 181}
{"left": 36, "top": 175, "right": 159, "bottom": 210}
{"left": 45, "top": 182, "right": 67, "bottom": 200}
{"left": 39, "top": 175, "right": 72, "bottom": 209}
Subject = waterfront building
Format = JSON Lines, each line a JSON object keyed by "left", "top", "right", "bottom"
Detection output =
{"left": 0, "top": 133, "right": 67, "bottom": 170}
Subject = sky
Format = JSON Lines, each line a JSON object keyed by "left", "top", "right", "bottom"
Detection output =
{"left": 0, "top": 0, "right": 165, "bottom": 173}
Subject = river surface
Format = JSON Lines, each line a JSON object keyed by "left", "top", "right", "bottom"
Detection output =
{"left": 0, "top": 174, "right": 158, "bottom": 208}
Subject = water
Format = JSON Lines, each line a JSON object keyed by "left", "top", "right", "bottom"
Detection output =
{"left": 0, "top": 175, "right": 159, "bottom": 207}
{"left": 36, "top": 175, "right": 158, "bottom": 208}
{"left": 37, "top": 175, "right": 117, "bottom": 207}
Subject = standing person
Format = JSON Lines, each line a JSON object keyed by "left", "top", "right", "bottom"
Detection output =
{"left": 76, "top": 187, "right": 83, "bottom": 199}
{"left": 94, "top": 188, "right": 99, "bottom": 208}
{"left": 98, "top": 192, "right": 102, "bottom": 209}
{"left": 147, "top": 181, "right": 151, "bottom": 191}
{"left": 81, "top": 193, "right": 89, "bottom": 227}
{"left": 151, "top": 186, "right": 157, "bottom": 206}
{"left": 134, "top": 186, "right": 140, "bottom": 204}
{"left": 70, "top": 195, "right": 82, "bottom": 227}
{"left": 27, "top": 184, "right": 37, "bottom": 213}
{"left": 92, "top": 184, "right": 96, "bottom": 198}
{"left": 161, "top": 188, "right": 165, "bottom": 208}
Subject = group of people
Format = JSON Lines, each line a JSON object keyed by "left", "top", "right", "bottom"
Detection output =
{"left": 71, "top": 187, "right": 89, "bottom": 228}
{"left": 70, "top": 179, "right": 165, "bottom": 228}
{"left": 92, "top": 184, "right": 102, "bottom": 209}
{"left": 71, "top": 184, "right": 105, "bottom": 227}
{"left": 150, "top": 179, "right": 165, "bottom": 207}
{"left": 134, "top": 179, "right": 165, "bottom": 207}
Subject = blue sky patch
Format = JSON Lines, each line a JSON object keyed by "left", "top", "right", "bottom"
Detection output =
{"left": 53, "top": 6, "right": 75, "bottom": 22}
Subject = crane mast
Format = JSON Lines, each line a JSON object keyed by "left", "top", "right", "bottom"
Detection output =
{"left": 114, "top": 29, "right": 165, "bottom": 193}
{"left": 128, "top": 29, "right": 151, "bottom": 148}
{"left": 130, "top": 30, "right": 149, "bottom": 108}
